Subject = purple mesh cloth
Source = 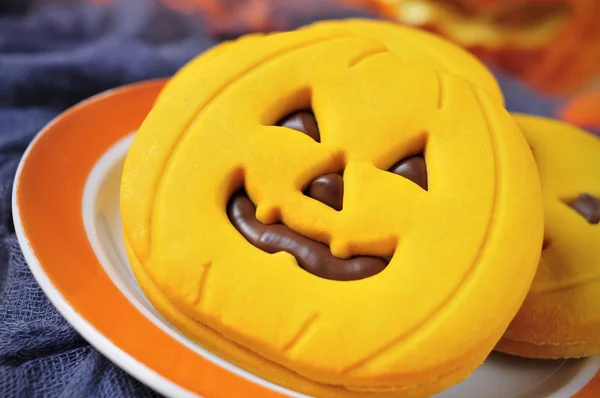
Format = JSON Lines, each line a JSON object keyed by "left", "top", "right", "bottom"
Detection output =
{"left": 0, "top": 0, "right": 567, "bottom": 397}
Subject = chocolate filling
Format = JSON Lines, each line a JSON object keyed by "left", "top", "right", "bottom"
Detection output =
{"left": 305, "top": 173, "right": 344, "bottom": 211}
{"left": 277, "top": 110, "right": 320, "bottom": 142}
{"left": 568, "top": 194, "right": 600, "bottom": 225}
{"left": 227, "top": 191, "right": 388, "bottom": 281}
{"left": 389, "top": 155, "right": 428, "bottom": 191}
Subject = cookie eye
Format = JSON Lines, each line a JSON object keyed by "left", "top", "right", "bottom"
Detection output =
{"left": 305, "top": 173, "right": 344, "bottom": 212}
{"left": 567, "top": 193, "right": 600, "bottom": 224}
{"left": 276, "top": 110, "right": 321, "bottom": 142}
{"left": 388, "top": 154, "right": 428, "bottom": 191}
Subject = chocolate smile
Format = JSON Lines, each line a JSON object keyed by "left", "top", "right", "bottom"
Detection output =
{"left": 227, "top": 190, "right": 388, "bottom": 281}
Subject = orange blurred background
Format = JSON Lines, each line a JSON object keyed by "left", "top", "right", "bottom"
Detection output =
{"left": 160, "top": 0, "right": 599, "bottom": 94}
{"left": 91, "top": 0, "right": 600, "bottom": 129}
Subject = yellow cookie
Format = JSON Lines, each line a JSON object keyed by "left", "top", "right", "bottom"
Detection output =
{"left": 121, "top": 19, "right": 543, "bottom": 397}
{"left": 497, "top": 114, "right": 600, "bottom": 359}
{"left": 298, "top": 19, "right": 504, "bottom": 104}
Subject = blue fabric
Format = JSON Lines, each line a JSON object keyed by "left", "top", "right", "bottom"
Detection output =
{"left": 0, "top": 1, "right": 567, "bottom": 397}
{"left": 0, "top": 1, "right": 215, "bottom": 397}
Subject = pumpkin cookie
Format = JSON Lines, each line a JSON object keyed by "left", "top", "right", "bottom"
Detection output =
{"left": 497, "top": 115, "right": 600, "bottom": 359}
{"left": 121, "top": 20, "right": 543, "bottom": 397}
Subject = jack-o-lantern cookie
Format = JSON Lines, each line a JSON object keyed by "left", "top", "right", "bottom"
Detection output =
{"left": 497, "top": 115, "right": 600, "bottom": 359}
{"left": 121, "top": 20, "right": 543, "bottom": 397}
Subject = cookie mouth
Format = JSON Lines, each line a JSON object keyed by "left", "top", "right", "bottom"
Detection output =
{"left": 227, "top": 190, "right": 388, "bottom": 281}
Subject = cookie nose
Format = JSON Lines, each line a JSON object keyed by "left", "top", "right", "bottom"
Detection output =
{"left": 306, "top": 174, "right": 344, "bottom": 211}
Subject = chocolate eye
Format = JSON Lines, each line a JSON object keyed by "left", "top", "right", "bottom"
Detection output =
{"left": 276, "top": 110, "right": 320, "bottom": 143}
{"left": 388, "top": 154, "right": 428, "bottom": 191}
{"left": 567, "top": 194, "right": 600, "bottom": 224}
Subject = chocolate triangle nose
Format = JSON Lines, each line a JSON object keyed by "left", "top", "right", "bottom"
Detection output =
{"left": 306, "top": 174, "right": 344, "bottom": 211}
